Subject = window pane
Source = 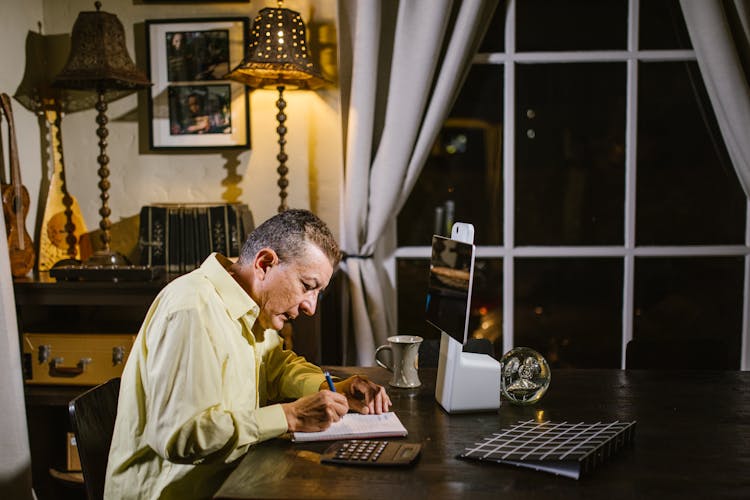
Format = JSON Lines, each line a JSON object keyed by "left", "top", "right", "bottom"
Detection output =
{"left": 515, "top": 258, "right": 623, "bottom": 369}
{"left": 398, "top": 65, "right": 503, "bottom": 246}
{"left": 633, "top": 257, "right": 743, "bottom": 369}
{"left": 637, "top": 62, "right": 745, "bottom": 245}
{"left": 397, "top": 258, "right": 503, "bottom": 363}
{"left": 468, "top": 258, "right": 503, "bottom": 358}
{"left": 449, "top": 65, "right": 503, "bottom": 123}
{"left": 516, "top": 0, "right": 627, "bottom": 51}
{"left": 398, "top": 259, "right": 431, "bottom": 338}
{"left": 516, "top": 63, "right": 626, "bottom": 245}
{"left": 478, "top": 3, "right": 505, "bottom": 53}
{"left": 639, "top": 0, "right": 692, "bottom": 50}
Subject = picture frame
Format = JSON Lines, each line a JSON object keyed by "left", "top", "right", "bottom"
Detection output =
{"left": 146, "top": 17, "right": 250, "bottom": 150}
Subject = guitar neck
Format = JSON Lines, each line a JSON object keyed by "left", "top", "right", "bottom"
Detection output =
{"left": 1, "top": 93, "right": 26, "bottom": 251}
{"left": 1, "top": 94, "right": 23, "bottom": 194}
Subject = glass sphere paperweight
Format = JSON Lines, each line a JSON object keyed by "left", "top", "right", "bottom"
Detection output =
{"left": 500, "top": 347, "right": 551, "bottom": 405}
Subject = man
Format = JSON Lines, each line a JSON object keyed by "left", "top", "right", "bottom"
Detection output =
{"left": 167, "top": 32, "right": 190, "bottom": 81}
{"left": 105, "top": 209, "right": 391, "bottom": 499}
{"left": 182, "top": 92, "right": 210, "bottom": 134}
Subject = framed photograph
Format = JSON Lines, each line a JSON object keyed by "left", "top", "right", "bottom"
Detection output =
{"left": 146, "top": 18, "right": 250, "bottom": 150}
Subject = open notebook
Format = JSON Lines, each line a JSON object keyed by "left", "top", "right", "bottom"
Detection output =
{"left": 291, "top": 412, "right": 408, "bottom": 442}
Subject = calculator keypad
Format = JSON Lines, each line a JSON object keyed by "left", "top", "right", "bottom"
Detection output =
{"left": 321, "top": 440, "right": 421, "bottom": 466}
{"left": 335, "top": 440, "right": 388, "bottom": 462}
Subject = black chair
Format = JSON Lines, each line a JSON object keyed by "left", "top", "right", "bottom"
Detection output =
{"left": 68, "top": 377, "right": 121, "bottom": 500}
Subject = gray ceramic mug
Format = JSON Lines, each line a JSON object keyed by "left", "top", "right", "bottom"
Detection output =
{"left": 375, "top": 335, "right": 423, "bottom": 388}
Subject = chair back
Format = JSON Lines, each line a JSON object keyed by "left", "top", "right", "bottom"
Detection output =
{"left": 68, "top": 377, "right": 121, "bottom": 500}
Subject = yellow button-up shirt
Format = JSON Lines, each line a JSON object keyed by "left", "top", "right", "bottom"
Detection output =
{"left": 104, "top": 253, "right": 326, "bottom": 499}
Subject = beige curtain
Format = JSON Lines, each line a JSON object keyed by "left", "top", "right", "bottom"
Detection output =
{"left": 680, "top": 0, "right": 750, "bottom": 196}
{"left": 0, "top": 214, "right": 34, "bottom": 497}
{"left": 337, "top": 0, "right": 500, "bottom": 364}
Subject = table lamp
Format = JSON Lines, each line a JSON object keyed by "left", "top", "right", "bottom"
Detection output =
{"left": 226, "top": 1, "right": 328, "bottom": 212}
{"left": 53, "top": 1, "right": 151, "bottom": 267}
{"left": 14, "top": 30, "right": 96, "bottom": 270}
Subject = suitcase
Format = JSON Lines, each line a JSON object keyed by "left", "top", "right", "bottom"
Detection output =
{"left": 22, "top": 333, "right": 135, "bottom": 385}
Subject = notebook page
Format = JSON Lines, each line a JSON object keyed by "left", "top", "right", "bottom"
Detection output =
{"left": 291, "top": 412, "right": 408, "bottom": 442}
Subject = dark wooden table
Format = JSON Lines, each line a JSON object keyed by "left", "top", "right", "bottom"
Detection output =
{"left": 215, "top": 367, "right": 750, "bottom": 499}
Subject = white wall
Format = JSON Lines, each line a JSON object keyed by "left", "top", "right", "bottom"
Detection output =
{"left": 0, "top": 2, "right": 43, "bottom": 496}
{"left": 1, "top": 0, "right": 45, "bottom": 243}
{"left": 1, "top": 0, "right": 342, "bottom": 265}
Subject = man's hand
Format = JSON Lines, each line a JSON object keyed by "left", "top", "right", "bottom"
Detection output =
{"left": 281, "top": 391, "right": 348, "bottom": 432}
{"left": 320, "top": 374, "right": 392, "bottom": 415}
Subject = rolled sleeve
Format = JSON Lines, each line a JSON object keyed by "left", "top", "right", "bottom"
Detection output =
{"left": 144, "top": 307, "right": 236, "bottom": 462}
{"left": 261, "top": 331, "right": 327, "bottom": 400}
{"left": 252, "top": 404, "right": 289, "bottom": 441}
{"left": 143, "top": 304, "right": 290, "bottom": 464}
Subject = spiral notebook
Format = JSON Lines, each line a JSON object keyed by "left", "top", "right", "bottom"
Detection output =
{"left": 458, "top": 419, "right": 636, "bottom": 479}
{"left": 291, "top": 412, "right": 408, "bottom": 442}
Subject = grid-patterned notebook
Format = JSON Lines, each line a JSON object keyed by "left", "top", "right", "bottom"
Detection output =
{"left": 458, "top": 420, "right": 636, "bottom": 479}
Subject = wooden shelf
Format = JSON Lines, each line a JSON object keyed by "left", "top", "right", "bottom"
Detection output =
{"left": 14, "top": 271, "right": 168, "bottom": 306}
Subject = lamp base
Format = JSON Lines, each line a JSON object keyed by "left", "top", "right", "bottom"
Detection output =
{"left": 49, "top": 259, "right": 165, "bottom": 282}
{"left": 82, "top": 249, "right": 130, "bottom": 267}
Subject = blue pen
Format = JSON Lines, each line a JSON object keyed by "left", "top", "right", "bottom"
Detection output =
{"left": 324, "top": 371, "right": 336, "bottom": 392}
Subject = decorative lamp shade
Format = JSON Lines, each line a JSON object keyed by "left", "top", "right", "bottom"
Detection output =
{"left": 15, "top": 32, "right": 112, "bottom": 114}
{"left": 53, "top": 2, "right": 151, "bottom": 93}
{"left": 226, "top": 6, "right": 328, "bottom": 90}
{"left": 15, "top": 32, "right": 70, "bottom": 112}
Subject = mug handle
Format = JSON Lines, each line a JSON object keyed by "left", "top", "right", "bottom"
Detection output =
{"left": 374, "top": 345, "right": 392, "bottom": 371}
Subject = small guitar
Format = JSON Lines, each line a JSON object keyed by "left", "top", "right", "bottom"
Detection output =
{"left": 1, "top": 92, "right": 35, "bottom": 277}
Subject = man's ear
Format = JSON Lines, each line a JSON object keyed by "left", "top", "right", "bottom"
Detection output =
{"left": 254, "top": 248, "right": 278, "bottom": 278}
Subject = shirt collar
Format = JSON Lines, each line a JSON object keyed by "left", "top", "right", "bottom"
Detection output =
{"left": 200, "top": 253, "right": 260, "bottom": 322}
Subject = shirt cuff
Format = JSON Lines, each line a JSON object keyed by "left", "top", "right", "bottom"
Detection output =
{"left": 254, "top": 404, "right": 289, "bottom": 441}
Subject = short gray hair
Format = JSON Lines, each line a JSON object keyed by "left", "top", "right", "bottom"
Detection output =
{"left": 238, "top": 209, "right": 341, "bottom": 268}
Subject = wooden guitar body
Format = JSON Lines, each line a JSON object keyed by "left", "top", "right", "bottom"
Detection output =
{"left": 1, "top": 92, "right": 35, "bottom": 277}
{"left": 2, "top": 181, "right": 34, "bottom": 276}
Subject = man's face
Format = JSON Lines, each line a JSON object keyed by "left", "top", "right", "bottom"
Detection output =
{"left": 254, "top": 243, "right": 333, "bottom": 331}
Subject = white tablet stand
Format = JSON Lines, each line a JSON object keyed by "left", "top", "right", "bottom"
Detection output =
{"left": 434, "top": 223, "right": 501, "bottom": 413}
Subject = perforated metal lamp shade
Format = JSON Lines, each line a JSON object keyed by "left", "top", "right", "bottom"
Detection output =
{"left": 226, "top": 6, "right": 328, "bottom": 90}
{"left": 14, "top": 32, "right": 105, "bottom": 115}
{"left": 52, "top": 1, "right": 151, "bottom": 266}
{"left": 226, "top": 5, "right": 328, "bottom": 212}
{"left": 53, "top": 2, "right": 151, "bottom": 92}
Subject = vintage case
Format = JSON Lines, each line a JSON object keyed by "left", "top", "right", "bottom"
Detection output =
{"left": 22, "top": 333, "right": 135, "bottom": 385}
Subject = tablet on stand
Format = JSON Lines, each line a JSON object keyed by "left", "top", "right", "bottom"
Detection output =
{"left": 427, "top": 223, "right": 501, "bottom": 413}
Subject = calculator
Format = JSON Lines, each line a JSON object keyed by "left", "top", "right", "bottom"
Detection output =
{"left": 321, "top": 439, "right": 422, "bottom": 466}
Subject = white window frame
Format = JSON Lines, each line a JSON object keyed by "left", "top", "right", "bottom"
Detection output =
{"left": 396, "top": 0, "right": 750, "bottom": 370}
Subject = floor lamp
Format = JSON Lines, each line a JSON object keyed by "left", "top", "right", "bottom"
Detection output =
{"left": 53, "top": 1, "right": 151, "bottom": 267}
{"left": 14, "top": 31, "right": 98, "bottom": 270}
{"left": 226, "top": 2, "right": 327, "bottom": 212}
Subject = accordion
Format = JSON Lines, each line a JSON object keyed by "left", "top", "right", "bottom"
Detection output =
{"left": 138, "top": 203, "right": 254, "bottom": 273}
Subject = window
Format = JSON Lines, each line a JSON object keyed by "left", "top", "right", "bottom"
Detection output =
{"left": 396, "top": 0, "right": 747, "bottom": 369}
